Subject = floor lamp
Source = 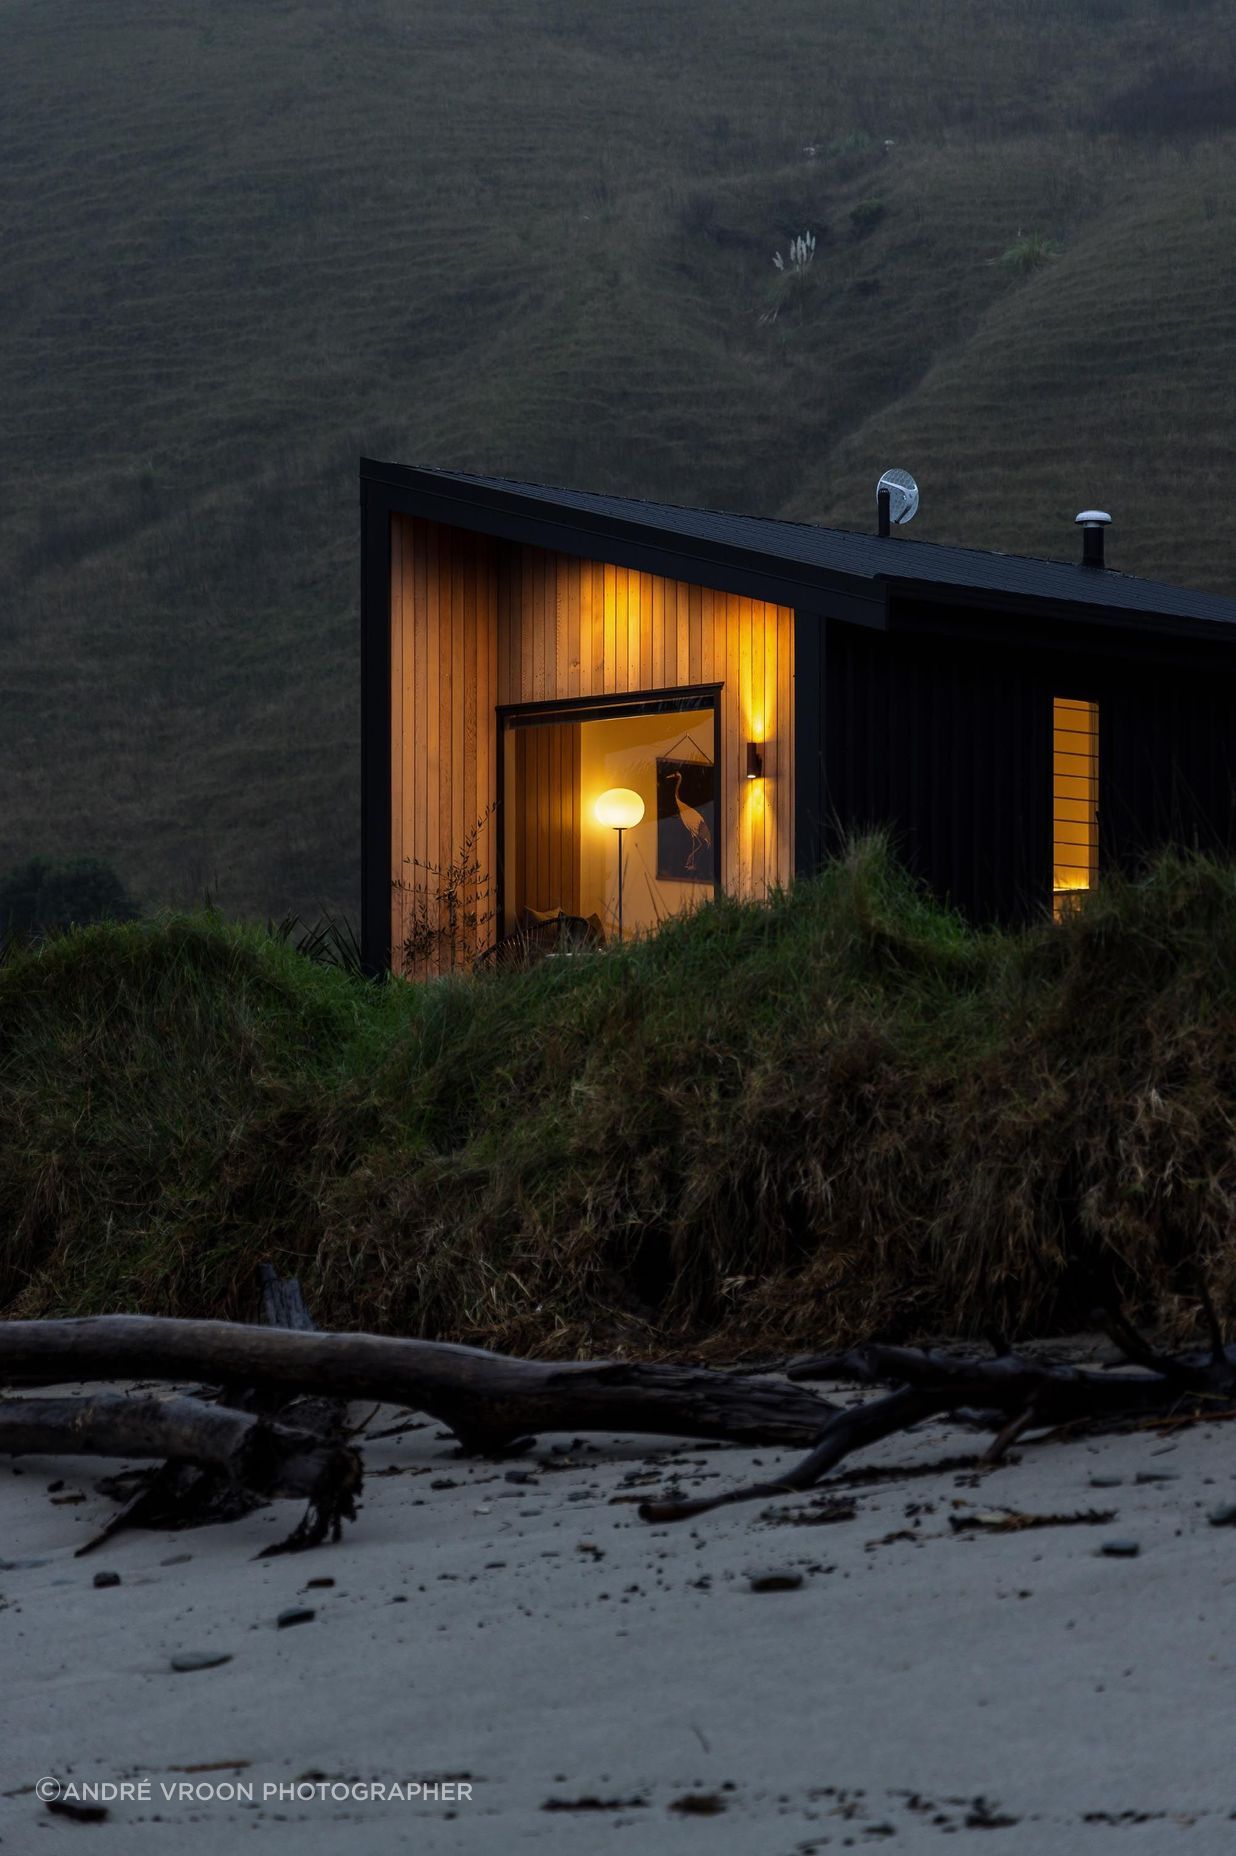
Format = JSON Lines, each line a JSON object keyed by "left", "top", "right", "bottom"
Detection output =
{"left": 595, "top": 787, "right": 645, "bottom": 943}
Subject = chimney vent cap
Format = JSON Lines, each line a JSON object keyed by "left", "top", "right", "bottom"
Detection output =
{"left": 1075, "top": 509, "right": 1112, "bottom": 526}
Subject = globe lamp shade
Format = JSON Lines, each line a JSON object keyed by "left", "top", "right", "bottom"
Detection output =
{"left": 595, "top": 787, "right": 645, "bottom": 831}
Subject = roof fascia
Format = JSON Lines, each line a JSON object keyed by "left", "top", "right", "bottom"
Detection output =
{"left": 884, "top": 577, "right": 1235, "bottom": 649}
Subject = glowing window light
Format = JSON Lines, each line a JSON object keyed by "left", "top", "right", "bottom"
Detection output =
{"left": 1052, "top": 696, "right": 1098, "bottom": 921}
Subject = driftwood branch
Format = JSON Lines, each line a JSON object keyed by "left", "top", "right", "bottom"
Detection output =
{"left": 257, "top": 1263, "right": 317, "bottom": 1334}
{"left": 74, "top": 1266, "right": 351, "bottom": 1552}
{"left": 0, "top": 1394, "right": 362, "bottom": 1555}
{"left": 641, "top": 1386, "right": 948, "bottom": 1523}
{"left": 642, "top": 1332, "right": 1236, "bottom": 1524}
{"left": 0, "top": 1315, "right": 836, "bottom": 1450}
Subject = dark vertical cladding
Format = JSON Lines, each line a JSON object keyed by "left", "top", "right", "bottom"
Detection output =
{"left": 821, "top": 620, "right": 1050, "bottom": 924}
{"left": 360, "top": 476, "right": 393, "bottom": 978}
{"left": 1099, "top": 666, "right": 1236, "bottom": 873}
{"left": 821, "top": 615, "right": 1236, "bottom": 925}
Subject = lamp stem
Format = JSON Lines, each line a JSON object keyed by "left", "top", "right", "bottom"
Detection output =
{"left": 616, "top": 826, "right": 624, "bottom": 943}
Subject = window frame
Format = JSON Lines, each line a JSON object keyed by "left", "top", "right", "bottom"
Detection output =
{"left": 1051, "top": 692, "right": 1100, "bottom": 919}
{"left": 495, "top": 682, "right": 725, "bottom": 936}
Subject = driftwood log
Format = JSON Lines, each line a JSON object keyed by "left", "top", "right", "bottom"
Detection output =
{"left": 640, "top": 1322, "right": 1236, "bottom": 1523}
{"left": 61, "top": 1266, "right": 352, "bottom": 1552}
{"left": 6, "top": 1293, "right": 1231, "bottom": 1548}
{"left": 0, "top": 1315, "right": 836, "bottom": 1451}
{"left": 0, "top": 1394, "right": 362, "bottom": 1554}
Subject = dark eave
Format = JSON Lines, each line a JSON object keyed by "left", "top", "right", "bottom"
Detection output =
{"left": 361, "top": 459, "right": 1236, "bottom": 642}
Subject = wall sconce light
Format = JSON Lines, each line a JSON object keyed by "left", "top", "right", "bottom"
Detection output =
{"left": 745, "top": 741, "right": 764, "bottom": 780}
{"left": 595, "top": 787, "right": 645, "bottom": 942}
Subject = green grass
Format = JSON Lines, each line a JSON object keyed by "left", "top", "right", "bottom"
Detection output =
{"left": 4, "top": 838, "right": 1236, "bottom": 1358}
{"left": 1, "top": 2, "right": 1235, "bottom": 923}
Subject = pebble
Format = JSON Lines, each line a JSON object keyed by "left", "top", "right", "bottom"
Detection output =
{"left": 277, "top": 1607, "right": 316, "bottom": 1629}
{"left": 170, "top": 1651, "right": 233, "bottom": 1672}
{"left": 1088, "top": 1475, "right": 1123, "bottom": 1489}
{"left": 670, "top": 1792, "right": 727, "bottom": 1815}
{"left": 748, "top": 1568, "right": 804, "bottom": 1593}
{"left": 1208, "top": 1503, "right": 1236, "bottom": 1527}
{"left": 46, "top": 1798, "right": 108, "bottom": 1824}
{"left": 160, "top": 1554, "right": 193, "bottom": 1566}
{"left": 92, "top": 1570, "right": 121, "bottom": 1589}
{"left": 1098, "top": 1540, "right": 1140, "bottom": 1558}
{"left": 504, "top": 1469, "right": 537, "bottom": 1484}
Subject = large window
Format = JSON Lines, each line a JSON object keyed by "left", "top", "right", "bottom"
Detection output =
{"left": 500, "top": 691, "right": 720, "bottom": 943}
{"left": 1052, "top": 696, "right": 1099, "bottom": 919}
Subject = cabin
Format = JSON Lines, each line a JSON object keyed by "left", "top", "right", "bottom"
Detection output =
{"left": 360, "top": 459, "right": 1236, "bottom": 977}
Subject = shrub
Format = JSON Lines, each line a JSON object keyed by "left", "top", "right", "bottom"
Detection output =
{"left": 827, "top": 130, "right": 875, "bottom": 160}
{"left": 999, "top": 230, "right": 1060, "bottom": 274}
{"left": 394, "top": 808, "right": 496, "bottom": 972}
{"left": 821, "top": 130, "right": 883, "bottom": 181}
{"left": 0, "top": 855, "right": 138, "bottom": 946}
{"left": 267, "top": 908, "right": 365, "bottom": 978}
{"left": 849, "top": 198, "right": 886, "bottom": 238}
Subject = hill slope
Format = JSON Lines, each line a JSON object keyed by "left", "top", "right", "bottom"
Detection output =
{"left": 2, "top": 0, "right": 1235, "bottom": 919}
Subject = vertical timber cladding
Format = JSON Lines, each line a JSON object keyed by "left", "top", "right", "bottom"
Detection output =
{"left": 390, "top": 515, "right": 795, "bottom": 972}
{"left": 390, "top": 518, "right": 500, "bottom": 971}
{"left": 822, "top": 619, "right": 1051, "bottom": 924}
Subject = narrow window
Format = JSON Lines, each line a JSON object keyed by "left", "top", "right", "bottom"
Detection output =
{"left": 1052, "top": 696, "right": 1098, "bottom": 919}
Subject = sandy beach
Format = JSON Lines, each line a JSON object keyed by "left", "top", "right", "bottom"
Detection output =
{"left": 4, "top": 1372, "right": 1236, "bottom": 1853}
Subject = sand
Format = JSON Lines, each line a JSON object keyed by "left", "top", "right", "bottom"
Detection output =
{"left": 3, "top": 1374, "right": 1236, "bottom": 1853}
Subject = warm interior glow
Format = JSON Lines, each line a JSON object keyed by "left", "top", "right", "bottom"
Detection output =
{"left": 503, "top": 710, "right": 714, "bottom": 941}
{"left": 1052, "top": 696, "right": 1099, "bottom": 920}
{"left": 594, "top": 786, "right": 645, "bottom": 831}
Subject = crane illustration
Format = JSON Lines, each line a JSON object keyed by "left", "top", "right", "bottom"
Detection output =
{"left": 665, "top": 769, "right": 712, "bottom": 872}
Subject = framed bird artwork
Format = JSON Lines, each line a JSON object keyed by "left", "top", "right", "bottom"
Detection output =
{"left": 656, "top": 751, "right": 715, "bottom": 884}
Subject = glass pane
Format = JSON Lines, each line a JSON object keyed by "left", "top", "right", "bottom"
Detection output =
{"left": 503, "top": 705, "right": 716, "bottom": 942}
{"left": 1051, "top": 696, "right": 1098, "bottom": 919}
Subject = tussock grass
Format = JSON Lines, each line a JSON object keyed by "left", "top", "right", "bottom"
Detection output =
{"left": 3, "top": 839, "right": 1235, "bottom": 1358}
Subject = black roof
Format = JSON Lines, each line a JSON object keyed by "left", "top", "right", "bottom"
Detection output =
{"left": 361, "top": 460, "right": 1236, "bottom": 637}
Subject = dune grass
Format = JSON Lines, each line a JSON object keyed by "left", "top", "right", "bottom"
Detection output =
{"left": 3, "top": 838, "right": 1235, "bottom": 1358}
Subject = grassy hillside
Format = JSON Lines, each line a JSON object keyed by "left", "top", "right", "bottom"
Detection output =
{"left": 3, "top": 843, "right": 1236, "bottom": 1355}
{"left": 2, "top": 0, "right": 1235, "bottom": 920}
